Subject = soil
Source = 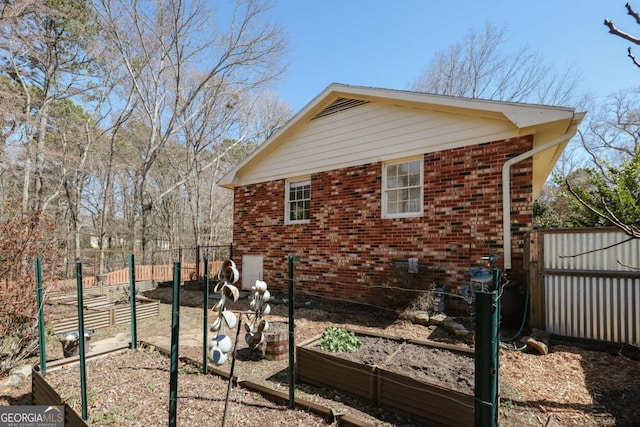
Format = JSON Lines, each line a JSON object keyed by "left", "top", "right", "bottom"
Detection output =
{"left": 313, "top": 336, "right": 475, "bottom": 394}
{"left": 2, "top": 286, "right": 640, "bottom": 426}
{"left": 43, "top": 349, "right": 330, "bottom": 427}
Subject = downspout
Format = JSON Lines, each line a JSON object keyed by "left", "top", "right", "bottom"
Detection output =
{"left": 501, "top": 119, "right": 581, "bottom": 270}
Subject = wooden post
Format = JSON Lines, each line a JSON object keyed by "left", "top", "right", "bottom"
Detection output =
{"left": 528, "top": 230, "right": 544, "bottom": 329}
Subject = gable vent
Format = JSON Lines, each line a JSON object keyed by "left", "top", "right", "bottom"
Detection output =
{"left": 311, "top": 97, "right": 370, "bottom": 120}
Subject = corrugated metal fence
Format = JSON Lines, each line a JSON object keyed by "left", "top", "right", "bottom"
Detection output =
{"left": 528, "top": 228, "right": 640, "bottom": 345}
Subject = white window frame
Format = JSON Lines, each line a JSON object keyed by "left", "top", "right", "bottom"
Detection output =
{"left": 285, "top": 178, "right": 311, "bottom": 224}
{"left": 382, "top": 157, "right": 424, "bottom": 219}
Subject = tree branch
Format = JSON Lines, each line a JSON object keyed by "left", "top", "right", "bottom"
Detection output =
{"left": 559, "top": 237, "right": 634, "bottom": 258}
{"left": 565, "top": 178, "right": 640, "bottom": 239}
{"left": 628, "top": 46, "right": 640, "bottom": 67}
{"left": 627, "top": 2, "right": 640, "bottom": 24}
{"left": 617, "top": 259, "right": 640, "bottom": 270}
{"left": 604, "top": 18, "right": 640, "bottom": 45}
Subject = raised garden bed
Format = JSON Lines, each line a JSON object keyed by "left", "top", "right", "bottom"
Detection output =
{"left": 296, "top": 330, "right": 475, "bottom": 427}
{"left": 48, "top": 296, "right": 159, "bottom": 334}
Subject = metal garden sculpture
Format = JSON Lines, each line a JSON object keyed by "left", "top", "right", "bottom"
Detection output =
{"left": 209, "top": 260, "right": 240, "bottom": 366}
{"left": 244, "top": 279, "right": 271, "bottom": 350}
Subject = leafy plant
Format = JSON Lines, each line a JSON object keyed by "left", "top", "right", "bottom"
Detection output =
{"left": 318, "top": 326, "right": 361, "bottom": 353}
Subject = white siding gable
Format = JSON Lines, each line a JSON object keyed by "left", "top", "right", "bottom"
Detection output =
{"left": 235, "top": 102, "right": 518, "bottom": 185}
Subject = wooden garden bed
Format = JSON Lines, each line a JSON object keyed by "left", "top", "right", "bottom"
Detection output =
{"left": 296, "top": 330, "right": 475, "bottom": 427}
{"left": 49, "top": 296, "right": 159, "bottom": 334}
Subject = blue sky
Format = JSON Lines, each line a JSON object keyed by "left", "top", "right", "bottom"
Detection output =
{"left": 271, "top": 0, "right": 638, "bottom": 113}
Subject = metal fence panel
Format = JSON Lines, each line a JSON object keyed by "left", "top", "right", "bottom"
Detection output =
{"left": 540, "top": 228, "right": 640, "bottom": 345}
{"left": 544, "top": 274, "right": 640, "bottom": 344}
{"left": 543, "top": 229, "right": 640, "bottom": 271}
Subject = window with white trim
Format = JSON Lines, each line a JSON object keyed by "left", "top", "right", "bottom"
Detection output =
{"left": 382, "top": 158, "right": 423, "bottom": 218}
{"left": 285, "top": 178, "right": 311, "bottom": 224}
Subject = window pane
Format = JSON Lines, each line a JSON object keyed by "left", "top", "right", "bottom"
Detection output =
{"left": 409, "top": 187, "right": 420, "bottom": 200}
{"left": 388, "top": 176, "right": 398, "bottom": 189}
{"left": 288, "top": 180, "right": 311, "bottom": 222}
{"left": 384, "top": 160, "right": 422, "bottom": 216}
{"left": 409, "top": 160, "right": 420, "bottom": 174}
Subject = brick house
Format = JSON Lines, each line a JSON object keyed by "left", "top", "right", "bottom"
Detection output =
{"left": 218, "top": 84, "right": 584, "bottom": 306}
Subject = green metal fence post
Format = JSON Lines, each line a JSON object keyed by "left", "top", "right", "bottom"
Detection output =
{"left": 35, "top": 258, "right": 46, "bottom": 376}
{"left": 76, "top": 262, "right": 88, "bottom": 421}
{"left": 129, "top": 254, "right": 137, "bottom": 349}
{"left": 474, "top": 291, "right": 499, "bottom": 427}
{"left": 288, "top": 255, "right": 299, "bottom": 409}
{"left": 203, "top": 257, "right": 209, "bottom": 374}
{"left": 168, "top": 262, "right": 181, "bottom": 427}
{"left": 494, "top": 267, "right": 502, "bottom": 424}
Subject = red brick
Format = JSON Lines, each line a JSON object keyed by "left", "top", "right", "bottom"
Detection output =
{"left": 232, "top": 136, "right": 534, "bottom": 302}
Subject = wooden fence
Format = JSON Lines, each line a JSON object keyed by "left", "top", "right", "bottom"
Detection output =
{"left": 75, "top": 261, "right": 224, "bottom": 287}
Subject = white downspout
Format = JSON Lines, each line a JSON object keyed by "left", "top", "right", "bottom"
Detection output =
{"left": 501, "top": 123, "right": 581, "bottom": 270}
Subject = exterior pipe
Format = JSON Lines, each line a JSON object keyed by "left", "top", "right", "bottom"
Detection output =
{"left": 501, "top": 124, "right": 580, "bottom": 270}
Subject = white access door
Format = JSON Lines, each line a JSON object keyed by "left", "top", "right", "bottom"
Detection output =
{"left": 241, "top": 255, "right": 263, "bottom": 290}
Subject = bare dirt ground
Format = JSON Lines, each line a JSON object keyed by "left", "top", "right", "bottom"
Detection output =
{"left": 311, "top": 336, "right": 475, "bottom": 395}
{"left": 2, "top": 286, "right": 640, "bottom": 426}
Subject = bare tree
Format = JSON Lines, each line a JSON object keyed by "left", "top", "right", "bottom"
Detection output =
{"left": 94, "top": 0, "right": 287, "bottom": 255}
{"left": 566, "top": 88, "right": 640, "bottom": 240}
{"left": 0, "top": 0, "right": 99, "bottom": 215}
{"left": 411, "top": 22, "right": 580, "bottom": 106}
{"left": 604, "top": 2, "right": 640, "bottom": 67}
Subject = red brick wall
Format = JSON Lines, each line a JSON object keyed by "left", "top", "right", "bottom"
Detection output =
{"left": 232, "top": 135, "right": 534, "bottom": 302}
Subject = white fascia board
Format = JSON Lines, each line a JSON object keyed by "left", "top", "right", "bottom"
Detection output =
{"left": 329, "top": 84, "right": 577, "bottom": 127}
